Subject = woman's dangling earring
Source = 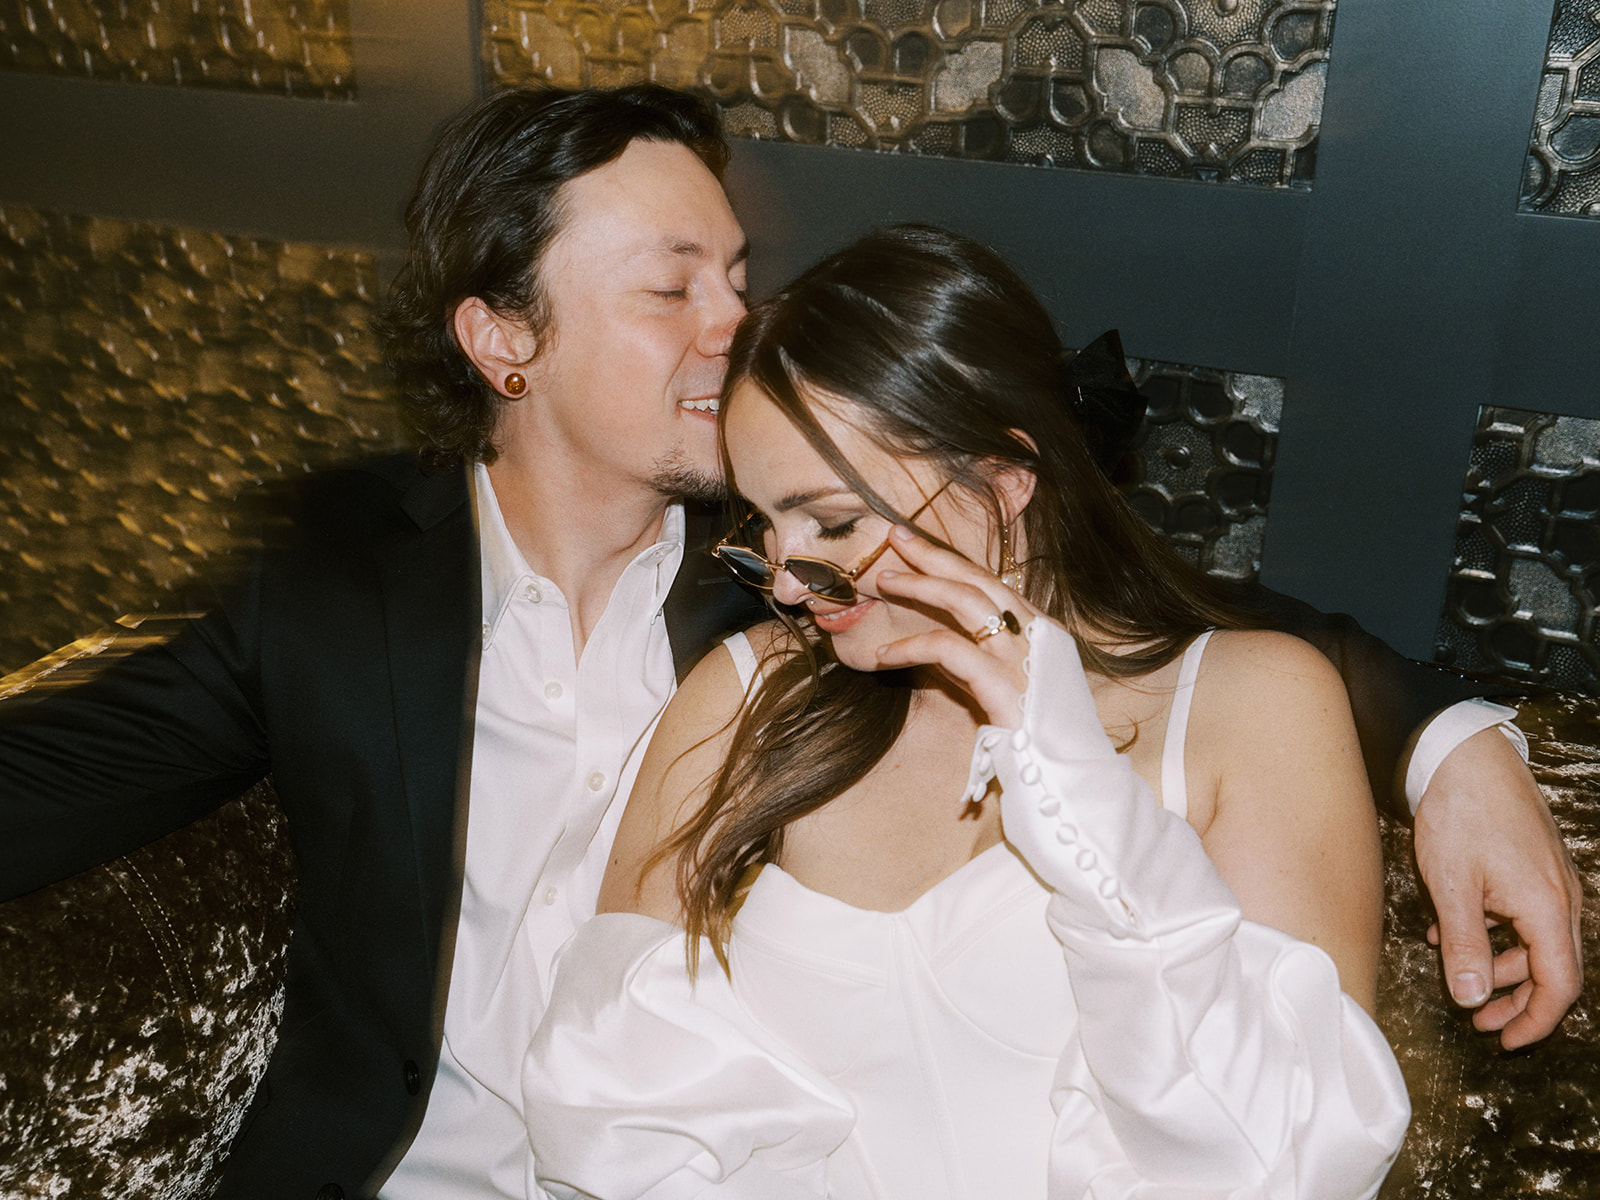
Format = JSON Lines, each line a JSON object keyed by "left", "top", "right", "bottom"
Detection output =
{"left": 503, "top": 372, "right": 527, "bottom": 398}
{"left": 1000, "top": 522, "right": 1023, "bottom": 593}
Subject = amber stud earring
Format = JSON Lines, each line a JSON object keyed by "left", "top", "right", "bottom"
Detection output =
{"left": 504, "top": 372, "right": 527, "bottom": 397}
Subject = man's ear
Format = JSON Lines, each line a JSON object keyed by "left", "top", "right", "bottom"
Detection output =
{"left": 453, "top": 297, "right": 539, "bottom": 393}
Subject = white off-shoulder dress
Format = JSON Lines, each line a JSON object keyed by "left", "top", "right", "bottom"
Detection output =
{"left": 523, "top": 621, "right": 1409, "bottom": 1200}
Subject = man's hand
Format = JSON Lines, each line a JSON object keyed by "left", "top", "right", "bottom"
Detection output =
{"left": 1412, "top": 726, "right": 1584, "bottom": 1049}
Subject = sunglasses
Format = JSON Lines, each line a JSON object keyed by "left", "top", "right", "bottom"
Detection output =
{"left": 713, "top": 481, "right": 950, "bottom": 604}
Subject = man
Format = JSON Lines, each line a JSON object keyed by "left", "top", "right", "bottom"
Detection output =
{"left": 0, "top": 84, "right": 1581, "bottom": 1198}
{"left": 1, "top": 85, "right": 756, "bottom": 1199}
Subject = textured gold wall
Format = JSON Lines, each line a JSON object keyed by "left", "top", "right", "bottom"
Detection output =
{"left": 0, "top": 0, "right": 356, "bottom": 99}
{"left": 0, "top": 206, "right": 406, "bottom": 675}
{"left": 483, "top": 0, "right": 1334, "bottom": 185}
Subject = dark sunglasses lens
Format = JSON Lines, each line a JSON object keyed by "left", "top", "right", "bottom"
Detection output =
{"left": 787, "top": 560, "right": 855, "bottom": 602}
{"left": 717, "top": 547, "right": 775, "bottom": 589}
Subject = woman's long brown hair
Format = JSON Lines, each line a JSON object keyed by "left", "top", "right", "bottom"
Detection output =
{"left": 668, "top": 225, "right": 1255, "bottom": 973}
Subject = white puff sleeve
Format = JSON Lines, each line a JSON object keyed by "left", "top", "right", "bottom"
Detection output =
{"left": 523, "top": 913, "right": 853, "bottom": 1200}
{"left": 977, "top": 619, "right": 1410, "bottom": 1199}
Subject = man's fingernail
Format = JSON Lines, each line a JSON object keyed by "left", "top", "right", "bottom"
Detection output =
{"left": 1453, "top": 971, "right": 1489, "bottom": 1005}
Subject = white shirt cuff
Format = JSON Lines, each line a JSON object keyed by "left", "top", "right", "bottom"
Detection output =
{"left": 1404, "top": 697, "right": 1530, "bottom": 816}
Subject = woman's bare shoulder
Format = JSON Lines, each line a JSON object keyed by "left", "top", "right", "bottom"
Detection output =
{"left": 1198, "top": 628, "right": 1346, "bottom": 713}
{"left": 739, "top": 617, "right": 803, "bottom": 663}
{"left": 598, "top": 642, "right": 744, "bottom": 918}
{"left": 1187, "top": 631, "right": 1382, "bottom": 1008}
{"left": 598, "top": 620, "right": 800, "bottom": 918}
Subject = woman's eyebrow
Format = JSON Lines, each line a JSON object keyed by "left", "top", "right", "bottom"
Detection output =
{"left": 772, "top": 486, "right": 853, "bottom": 514}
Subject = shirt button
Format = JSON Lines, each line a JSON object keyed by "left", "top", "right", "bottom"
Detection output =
{"left": 403, "top": 1059, "right": 421, "bottom": 1095}
{"left": 544, "top": 681, "right": 563, "bottom": 700}
{"left": 587, "top": 771, "right": 607, "bottom": 792}
{"left": 523, "top": 581, "right": 542, "bottom": 602}
{"left": 480, "top": 622, "right": 492, "bottom": 647}
{"left": 316, "top": 1186, "right": 345, "bottom": 1200}
{"left": 543, "top": 886, "right": 559, "bottom": 905}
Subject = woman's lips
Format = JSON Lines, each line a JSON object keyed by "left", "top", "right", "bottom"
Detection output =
{"left": 811, "top": 596, "right": 875, "bottom": 635}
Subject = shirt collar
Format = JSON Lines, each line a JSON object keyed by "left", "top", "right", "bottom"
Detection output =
{"left": 472, "top": 462, "right": 688, "bottom": 643}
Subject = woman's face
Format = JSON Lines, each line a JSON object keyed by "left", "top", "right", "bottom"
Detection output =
{"left": 721, "top": 377, "right": 997, "bottom": 672}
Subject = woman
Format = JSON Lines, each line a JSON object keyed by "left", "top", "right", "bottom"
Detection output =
{"left": 523, "top": 225, "right": 1408, "bottom": 1199}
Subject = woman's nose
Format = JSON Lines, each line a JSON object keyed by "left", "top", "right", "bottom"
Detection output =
{"left": 768, "top": 564, "right": 812, "bottom": 607}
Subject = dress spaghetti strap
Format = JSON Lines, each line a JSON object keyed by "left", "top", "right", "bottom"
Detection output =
{"left": 1158, "top": 630, "right": 1215, "bottom": 822}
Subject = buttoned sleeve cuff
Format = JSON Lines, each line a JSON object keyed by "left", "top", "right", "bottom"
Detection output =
{"left": 982, "top": 619, "right": 1237, "bottom": 942}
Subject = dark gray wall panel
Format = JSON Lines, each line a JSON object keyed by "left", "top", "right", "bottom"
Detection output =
{"left": 1263, "top": 0, "right": 1574, "bottom": 656}
{"left": 1499, "top": 214, "right": 1600, "bottom": 419}
{"left": 725, "top": 138, "right": 1308, "bottom": 372}
{"left": 0, "top": 0, "right": 476, "bottom": 257}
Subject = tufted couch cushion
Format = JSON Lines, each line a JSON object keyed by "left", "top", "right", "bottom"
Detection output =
{"left": 0, "top": 778, "right": 295, "bottom": 1199}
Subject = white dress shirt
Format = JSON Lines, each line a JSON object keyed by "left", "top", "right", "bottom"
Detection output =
{"left": 1406, "top": 698, "right": 1529, "bottom": 815}
{"left": 380, "top": 464, "right": 684, "bottom": 1200}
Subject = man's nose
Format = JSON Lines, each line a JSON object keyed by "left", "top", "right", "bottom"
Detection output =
{"left": 698, "top": 282, "right": 745, "bottom": 357}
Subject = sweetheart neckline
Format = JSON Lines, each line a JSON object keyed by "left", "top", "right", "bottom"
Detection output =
{"left": 750, "top": 839, "right": 1026, "bottom": 919}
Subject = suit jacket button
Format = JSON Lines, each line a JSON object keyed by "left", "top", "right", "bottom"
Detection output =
{"left": 316, "top": 1186, "right": 345, "bottom": 1200}
{"left": 404, "top": 1058, "right": 422, "bottom": 1095}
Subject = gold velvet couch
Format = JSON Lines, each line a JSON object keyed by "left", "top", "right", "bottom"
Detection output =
{"left": 1, "top": 664, "right": 1598, "bottom": 1198}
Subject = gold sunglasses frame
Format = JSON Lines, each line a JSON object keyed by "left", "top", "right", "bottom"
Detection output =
{"left": 713, "top": 481, "right": 950, "bottom": 604}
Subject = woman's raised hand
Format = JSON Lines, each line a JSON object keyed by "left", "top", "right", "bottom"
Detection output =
{"left": 872, "top": 524, "right": 1057, "bottom": 727}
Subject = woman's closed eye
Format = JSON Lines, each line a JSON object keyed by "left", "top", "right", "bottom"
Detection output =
{"left": 738, "top": 508, "right": 862, "bottom": 551}
{"left": 814, "top": 518, "right": 861, "bottom": 542}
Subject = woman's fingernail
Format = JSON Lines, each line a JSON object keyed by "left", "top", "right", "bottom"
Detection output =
{"left": 890, "top": 524, "right": 914, "bottom": 541}
{"left": 878, "top": 569, "right": 900, "bottom": 581}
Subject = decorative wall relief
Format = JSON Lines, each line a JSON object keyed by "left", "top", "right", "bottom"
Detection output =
{"left": 0, "top": 206, "right": 403, "bottom": 676}
{"left": 1522, "top": 0, "right": 1600, "bottom": 218}
{"left": 1120, "top": 358, "right": 1281, "bottom": 580}
{"left": 1436, "top": 407, "right": 1600, "bottom": 692}
{"left": 0, "top": 0, "right": 355, "bottom": 99}
{"left": 484, "top": 0, "right": 1335, "bottom": 185}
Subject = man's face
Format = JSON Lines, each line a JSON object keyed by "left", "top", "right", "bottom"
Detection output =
{"left": 517, "top": 138, "right": 748, "bottom": 503}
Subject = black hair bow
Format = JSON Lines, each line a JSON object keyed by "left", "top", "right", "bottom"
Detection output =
{"left": 1066, "top": 329, "right": 1147, "bottom": 478}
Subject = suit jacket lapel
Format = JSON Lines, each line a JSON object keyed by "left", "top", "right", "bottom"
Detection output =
{"left": 664, "top": 503, "right": 768, "bottom": 683}
{"left": 378, "top": 461, "right": 480, "bottom": 967}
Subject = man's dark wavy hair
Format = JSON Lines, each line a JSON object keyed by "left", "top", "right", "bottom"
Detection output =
{"left": 374, "top": 84, "right": 728, "bottom": 466}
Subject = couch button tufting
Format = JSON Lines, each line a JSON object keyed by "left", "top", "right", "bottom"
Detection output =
{"left": 316, "top": 1186, "right": 345, "bottom": 1200}
{"left": 404, "top": 1058, "right": 422, "bottom": 1095}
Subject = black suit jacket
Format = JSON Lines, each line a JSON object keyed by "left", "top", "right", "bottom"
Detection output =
{"left": 0, "top": 452, "right": 1498, "bottom": 1196}
{"left": 0, "top": 453, "right": 762, "bottom": 1198}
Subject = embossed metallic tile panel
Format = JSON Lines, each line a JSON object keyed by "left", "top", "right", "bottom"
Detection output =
{"left": 1521, "top": 0, "right": 1600, "bottom": 218}
{"left": 484, "top": 0, "right": 1334, "bottom": 185}
{"left": 1121, "top": 357, "right": 1281, "bottom": 580}
{"left": 0, "top": 206, "right": 405, "bottom": 675}
{"left": 0, "top": 0, "right": 356, "bottom": 99}
{"left": 1436, "top": 407, "right": 1600, "bottom": 692}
